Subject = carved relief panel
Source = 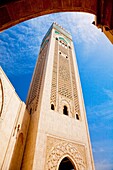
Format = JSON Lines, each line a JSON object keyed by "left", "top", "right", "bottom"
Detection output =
{"left": 45, "top": 136, "right": 87, "bottom": 170}
{"left": 50, "top": 29, "right": 80, "bottom": 119}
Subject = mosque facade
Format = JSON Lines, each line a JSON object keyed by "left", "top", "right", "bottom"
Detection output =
{"left": 0, "top": 23, "right": 95, "bottom": 170}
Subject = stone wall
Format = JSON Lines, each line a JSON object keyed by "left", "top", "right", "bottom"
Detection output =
{"left": 0, "top": 67, "right": 30, "bottom": 170}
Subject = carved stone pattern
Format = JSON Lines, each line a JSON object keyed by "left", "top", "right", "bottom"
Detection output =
{"left": 27, "top": 41, "right": 49, "bottom": 110}
{"left": 45, "top": 136, "right": 87, "bottom": 170}
{"left": 59, "top": 44, "right": 68, "bottom": 56}
{"left": 50, "top": 40, "right": 58, "bottom": 106}
{"left": 50, "top": 37, "right": 80, "bottom": 118}
{"left": 69, "top": 49, "right": 80, "bottom": 115}
{"left": 58, "top": 45, "right": 72, "bottom": 99}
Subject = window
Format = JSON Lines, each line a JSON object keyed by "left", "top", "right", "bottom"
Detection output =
{"left": 63, "top": 106, "right": 68, "bottom": 116}
{"left": 76, "top": 113, "right": 79, "bottom": 120}
{"left": 30, "top": 108, "right": 32, "bottom": 114}
{"left": 51, "top": 104, "right": 55, "bottom": 110}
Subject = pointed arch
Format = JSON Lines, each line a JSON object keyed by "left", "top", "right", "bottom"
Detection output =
{"left": 63, "top": 105, "right": 68, "bottom": 115}
{"left": 46, "top": 141, "right": 86, "bottom": 170}
{"left": 51, "top": 103, "right": 55, "bottom": 110}
{"left": 58, "top": 155, "right": 77, "bottom": 170}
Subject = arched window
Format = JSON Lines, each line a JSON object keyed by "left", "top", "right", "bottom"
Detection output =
{"left": 30, "top": 108, "right": 32, "bottom": 114}
{"left": 76, "top": 113, "right": 79, "bottom": 120}
{"left": 51, "top": 104, "right": 55, "bottom": 110}
{"left": 58, "top": 157, "right": 75, "bottom": 170}
{"left": 63, "top": 105, "right": 68, "bottom": 116}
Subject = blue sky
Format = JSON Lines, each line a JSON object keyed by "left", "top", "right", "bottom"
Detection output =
{"left": 0, "top": 12, "right": 113, "bottom": 170}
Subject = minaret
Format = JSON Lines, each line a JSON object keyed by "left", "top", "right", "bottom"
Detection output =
{"left": 21, "top": 23, "right": 95, "bottom": 170}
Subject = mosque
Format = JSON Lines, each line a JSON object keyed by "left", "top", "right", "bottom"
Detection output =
{"left": 0, "top": 23, "right": 95, "bottom": 170}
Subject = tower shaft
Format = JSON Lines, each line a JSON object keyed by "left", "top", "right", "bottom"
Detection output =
{"left": 21, "top": 23, "right": 95, "bottom": 170}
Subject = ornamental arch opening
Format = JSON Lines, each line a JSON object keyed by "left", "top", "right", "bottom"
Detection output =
{"left": 58, "top": 157, "right": 76, "bottom": 170}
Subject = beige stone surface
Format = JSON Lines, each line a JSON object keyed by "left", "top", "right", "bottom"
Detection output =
{"left": 0, "top": 67, "right": 30, "bottom": 170}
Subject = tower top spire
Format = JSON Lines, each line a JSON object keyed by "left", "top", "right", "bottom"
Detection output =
{"left": 41, "top": 22, "right": 72, "bottom": 47}
{"left": 52, "top": 22, "right": 71, "bottom": 34}
{"left": 51, "top": 22, "right": 72, "bottom": 40}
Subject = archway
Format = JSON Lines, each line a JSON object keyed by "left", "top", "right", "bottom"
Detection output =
{"left": 0, "top": 0, "right": 113, "bottom": 44}
{"left": 58, "top": 157, "right": 76, "bottom": 170}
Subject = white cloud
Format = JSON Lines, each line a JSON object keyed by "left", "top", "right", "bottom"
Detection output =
{"left": 0, "top": 12, "right": 106, "bottom": 75}
{"left": 95, "top": 160, "right": 113, "bottom": 170}
{"left": 92, "top": 139, "right": 113, "bottom": 170}
{"left": 87, "top": 88, "right": 113, "bottom": 122}
{"left": 103, "top": 88, "right": 113, "bottom": 101}
{"left": 86, "top": 89, "right": 113, "bottom": 169}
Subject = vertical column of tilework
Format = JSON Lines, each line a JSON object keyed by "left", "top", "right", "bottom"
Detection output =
{"left": 58, "top": 45, "right": 72, "bottom": 99}
{"left": 50, "top": 40, "right": 58, "bottom": 108}
{"left": 27, "top": 43, "right": 48, "bottom": 111}
{"left": 69, "top": 48, "right": 80, "bottom": 116}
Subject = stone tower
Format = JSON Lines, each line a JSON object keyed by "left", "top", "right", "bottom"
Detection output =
{"left": 21, "top": 23, "right": 95, "bottom": 170}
